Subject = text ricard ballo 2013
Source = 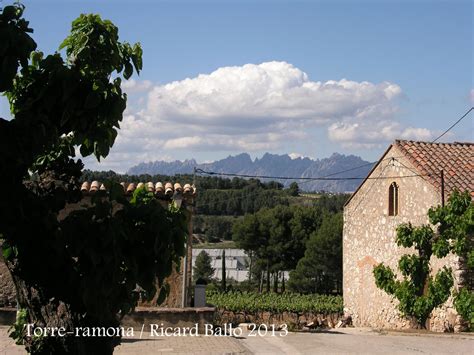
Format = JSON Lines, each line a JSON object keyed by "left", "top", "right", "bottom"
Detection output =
{"left": 26, "top": 323, "right": 289, "bottom": 338}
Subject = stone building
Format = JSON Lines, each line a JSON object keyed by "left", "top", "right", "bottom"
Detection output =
{"left": 0, "top": 180, "right": 196, "bottom": 308}
{"left": 343, "top": 140, "right": 472, "bottom": 332}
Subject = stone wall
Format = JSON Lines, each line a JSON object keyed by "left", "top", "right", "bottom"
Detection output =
{"left": 343, "top": 146, "right": 464, "bottom": 332}
{"left": 122, "top": 307, "right": 215, "bottom": 333}
{"left": 0, "top": 198, "right": 193, "bottom": 309}
{"left": 0, "top": 254, "right": 16, "bottom": 307}
{"left": 215, "top": 309, "right": 343, "bottom": 330}
{"left": 139, "top": 261, "right": 184, "bottom": 308}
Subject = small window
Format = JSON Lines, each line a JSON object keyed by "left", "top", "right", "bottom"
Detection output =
{"left": 388, "top": 182, "right": 399, "bottom": 216}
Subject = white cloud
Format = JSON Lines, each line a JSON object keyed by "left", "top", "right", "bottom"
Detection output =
{"left": 288, "top": 153, "right": 314, "bottom": 160}
{"left": 136, "top": 61, "right": 408, "bottom": 150}
{"left": 288, "top": 152, "right": 303, "bottom": 160}
{"left": 145, "top": 62, "right": 403, "bottom": 132}
{"left": 121, "top": 79, "right": 152, "bottom": 93}
{"left": 82, "top": 61, "right": 436, "bottom": 171}
{"left": 400, "top": 127, "right": 433, "bottom": 141}
{"left": 328, "top": 120, "right": 435, "bottom": 148}
{"left": 470, "top": 89, "right": 474, "bottom": 103}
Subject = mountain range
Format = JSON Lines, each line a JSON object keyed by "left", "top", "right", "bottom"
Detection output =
{"left": 127, "top": 152, "right": 374, "bottom": 193}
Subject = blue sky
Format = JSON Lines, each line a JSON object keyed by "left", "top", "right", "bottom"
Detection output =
{"left": 1, "top": 0, "right": 472, "bottom": 172}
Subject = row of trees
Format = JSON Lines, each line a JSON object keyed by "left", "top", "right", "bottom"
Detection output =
{"left": 191, "top": 193, "right": 347, "bottom": 294}
{"left": 193, "top": 215, "right": 236, "bottom": 242}
{"left": 83, "top": 169, "right": 300, "bottom": 216}
{"left": 196, "top": 187, "right": 291, "bottom": 216}
{"left": 232, "top": 196, "right": 346, "bottom": 294}
{"left": 82, "top": 170, "right": 285, "bottom": 191}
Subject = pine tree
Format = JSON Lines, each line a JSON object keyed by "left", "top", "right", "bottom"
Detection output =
{"left": 288, "top": 213, "right": 343, "bottom": 294}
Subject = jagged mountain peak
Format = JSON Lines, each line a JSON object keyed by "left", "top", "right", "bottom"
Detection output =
{"left": 126, "top": 152, "right": 373, "bottom": 192}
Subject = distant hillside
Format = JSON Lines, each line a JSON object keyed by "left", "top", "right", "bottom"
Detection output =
{"left": 127, "top": 152, "right": 374, "bottom": 192}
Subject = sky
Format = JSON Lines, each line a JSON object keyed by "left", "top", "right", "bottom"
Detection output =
{"left": 1, "top": 0, "right": 472, "bottom": 172}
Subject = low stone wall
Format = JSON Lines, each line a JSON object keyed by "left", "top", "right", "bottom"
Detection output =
{"left": 214, "top": 309, "right": 343, "bottom": 330}
{"left": 0, "top": 256, "right": 16, "bottom": 307}
{"left": 0, "top": 307, "right": 16, "bottom": 325}
{"left": 122, "top": 307, "right": 215, "bottom": 333}
{"left": 0, "top": 307, "right": 216, "bottom": 333}
{"left": 1, "top": 258, "right": 189, "bottom": 309}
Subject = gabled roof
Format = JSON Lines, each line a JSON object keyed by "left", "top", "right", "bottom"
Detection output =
{"left": 345, "top": 140, "right": 473, "bottom": 206}
{"left": 394, "top": 140, "right": 473, "bottom": 197}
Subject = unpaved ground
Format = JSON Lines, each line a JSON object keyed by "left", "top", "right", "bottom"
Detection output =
{"left": 1, "top": 326, "right": 472, "bottom": 354}
{"left": 239, "top": 327, "right": 473, "bottom": 354}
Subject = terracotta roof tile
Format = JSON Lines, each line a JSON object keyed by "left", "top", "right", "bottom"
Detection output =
{"left": 80, "top": 181, "right": 196, "bottom": 198}
{"left": 394, "top": 140, "right": 473, "bottom": 196}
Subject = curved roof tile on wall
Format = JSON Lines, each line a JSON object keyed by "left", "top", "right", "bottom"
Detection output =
{"left": 80, "top": 181, "right": 196, "bottom": 197}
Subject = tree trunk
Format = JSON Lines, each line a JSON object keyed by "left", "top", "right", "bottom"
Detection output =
{"left": 248, "top": 253, "right": 252, "bottom": 283}
{"left": 221, "top": 249, "right": 226, "bottom": 292}
{"left": 8, "top": 265, "right": 118, "bottom": 355}
{"left": 273, "top": 271, "right": 278, "bottom": 293}
{"left": 266, "top": 260, "right": 270, "bottom": 293}
{"left": 281, "top": 272, "right": 285, "bottom": 292}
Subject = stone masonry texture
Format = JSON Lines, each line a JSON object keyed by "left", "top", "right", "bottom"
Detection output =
{"left": 343, "top": 144, "right": 466, "bottom": 332}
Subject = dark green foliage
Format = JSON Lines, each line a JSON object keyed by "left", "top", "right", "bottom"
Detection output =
{"left": 313, "top": 193, "right": 350, "bottom": 213}
{"left": 453, "top": 288, "right": 474, "bottom": 331}
{"left": 58, "top": 185, "right": 187, "bottom": 317}
{"left": 373, "top": 191, "right": 473, "bottom": 328}
{"left": 0, "top": 3, "right": 37, "bottom": 91}
{"left": 288, "top": 213, "right": 343, "bottom": 294}
{"left": 233, "top": 195, "right": 345, "bottom": 293}
{"left": 193, "top": 251, "right": 215, "bottom": 283}
{"left": 429, "top": 190, "right": 474, "bottom": 264}
{"left": 204, "top": 216, "right": 234, "bottom": 242}
{"left": 59, "top": 14, "right": 142, "bottom": 80}
{"left": 81, "top": 170, "right": 283, "bottom": 191}
{"left": 207, "top": 291, "right": 343, "bottom": 314}
{"left": 373, "top": 264, "right": 397, "bottom": 295}
{"left": 432, "top": 191, "right": 474, "bottom": 331}
{"left": 193, "top": 215, "right": 239, "bottom": 242}
{"left": 196, "top": 187, "right": 290, "bottom": 216}
{"left": 287, "top": 182, "right": 300, "bottom": 196}
{"left": 81, "top": 170, "right": 289, "bottom": 216}
{"left": 233, "top": 206, "right": 303, "bottom": 279}
{"left": 0, "top": 6, "right": 186, "bottom": 354}
{"left": 85, "top": 170, "right": 349, "bottom": 296}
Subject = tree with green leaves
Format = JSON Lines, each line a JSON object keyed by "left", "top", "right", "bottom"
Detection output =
{"left": 204, "top": 216, "right": 234, "bottom": 242}
{"left": 373, "top": 191, "right": 473, "bottom": 328}
{"left": 233, "top": 205, "right": 328, "bottom": 293}
{"left": 288, "top": 213, "right": 342, "bottom": 294}
{"left": 0, "top": 4, "right": 186, "bottom": 354}
{"left": 193, "top": 251, "right": 215, "bottom": 284}
{"left": 287, "top": 182, "right": 300, "bottom": 196}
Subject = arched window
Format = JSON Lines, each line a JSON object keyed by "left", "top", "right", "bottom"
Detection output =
{"left": 388, "top": 182, "right": 399, "bottom": 216}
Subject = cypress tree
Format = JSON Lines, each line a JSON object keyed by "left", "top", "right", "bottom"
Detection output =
{"left": 221, "top": 249, "right": 226, "bottom": 291}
